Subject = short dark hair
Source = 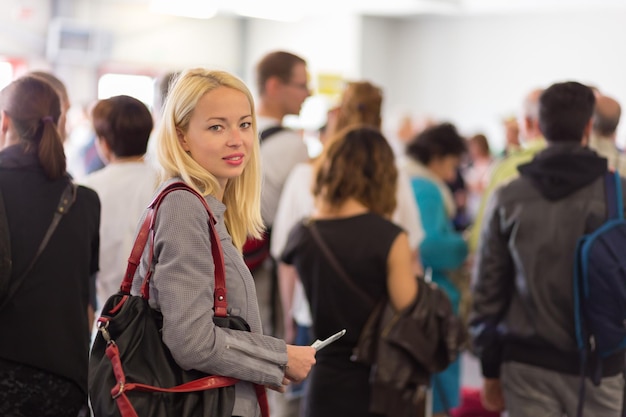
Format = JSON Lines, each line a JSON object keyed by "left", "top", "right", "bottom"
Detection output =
{"left": 255, "top": 51, "right": 306, "bottom": 95}
{"left": 91, "top": 95, "right": 153, "bottom": 158}
{"left": 539, "top": 81, "right": 595, "bottom": 142}
{"left": 406, "top": 123, "right": 467, "bottom": 165}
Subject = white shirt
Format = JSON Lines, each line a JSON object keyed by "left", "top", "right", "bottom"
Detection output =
{"left": 80, "top": 161, "right": 159, "bottom": 309}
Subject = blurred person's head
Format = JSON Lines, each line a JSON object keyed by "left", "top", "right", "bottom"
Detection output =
{"left": 255, "top": 51, "right": 309, "bottom": 119}
{"left": 406, "top": 122, "right": 467, "bottom": 182}
{"left": 156, "top": 68, "right": 262, "bottom": 249}
{"left": 153, "top": 71, "right": 180, "bottom": 122}
{"left": 592, "top": 94, "right": 621, "bottom": 140}
{"left": 503, "top": 116, "right": 520, "bottom": 151}
{"left": 330, "top": 81, "right": 383, "bottom": 135}
{"left": 539, "top": 81, "right": 595, "bottom": 144}
{"left": 519, "top": 88, "right": 544, "bottom": 143}
{"left": 0, "top": 75, "right": 65, "bottom": 179}
{"left": 313, "top": 125, "right": 397, "bottom": 217}
{"left": 467, "top": 133, "right": 491, "bottom": 161}
{"left": 91, "top": 95, "right": 154, "bottom": 163}
{"left": 28, "top": 71, "right": 70, "bottom": 142}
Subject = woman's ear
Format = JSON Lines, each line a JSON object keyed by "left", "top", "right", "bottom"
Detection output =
{"left": 177, "top": 128, "right": 190, "bottom": 152}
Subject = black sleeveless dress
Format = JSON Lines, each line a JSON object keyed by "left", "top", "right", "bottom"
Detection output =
{"left": 281, "top": 213, "right": 403, "bottom": 417}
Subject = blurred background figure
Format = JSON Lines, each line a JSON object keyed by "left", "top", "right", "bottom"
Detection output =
{"left": 146, "top": 71, "right": 180, "bottom": 166}
{"left": 589, "top": 93, "right": 626, "bottom": 174}
{"left": 0, "top": 75, "right": 100, "bottom": 417}
{"left": 501, "top": 116, "right": 520, "bottom": 157}
{"left": 251, "top": 50, "right": 310, "bottom": 343}
{"left": 403, "top": 122, "right": 469, "bottom": 417}
{"left": 79, "top": 95, "right": 158, "bottom": 326}
{"left": 273, "top": 79, "right": 424, "bottom": 416}
{"left": 468, "top": 87, "right": 545, "bottom": 253}
{"left": 281, "top": 125, "right": 418, "bottom": 417}
{"left": 462, "top": 133, "right": 494, "bottom": 225}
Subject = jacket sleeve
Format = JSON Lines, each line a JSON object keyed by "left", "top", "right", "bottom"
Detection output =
{"left": 413, "top": 179, "right": 468, "bottom": 270}
{"left": 469, "top": 187, "right": 514, "bottom": 378}
{"left": 148, "top": 191, "right": 287, "bottom": 387}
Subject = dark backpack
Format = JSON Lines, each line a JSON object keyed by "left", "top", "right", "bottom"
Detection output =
{"left": 573, "top": 171, "right": 626, "bottom": 414}
{"left": 242, "top": 126, "right": 285, "bottom": 271}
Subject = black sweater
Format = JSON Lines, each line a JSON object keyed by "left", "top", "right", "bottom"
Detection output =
{"left": 0, "top": 144, "right": 100, "bottom": 394}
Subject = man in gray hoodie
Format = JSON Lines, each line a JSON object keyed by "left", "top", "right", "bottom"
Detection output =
{"left": 470, "top": 81, "right": 625, "bottom": 416}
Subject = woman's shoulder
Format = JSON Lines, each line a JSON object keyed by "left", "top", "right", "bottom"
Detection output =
{"left": 410, "top": 176, "right": 439, "bottom": 193}
{"left": 317, "top": 213, "right": 402, "bottom": 235}
{"left": 75, "top": 182, "right": 100, "bottom": 211}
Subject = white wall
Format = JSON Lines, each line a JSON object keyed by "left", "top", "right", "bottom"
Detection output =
{"left": 386, "top": 11, "right": 626, "bottom": 151}
{"left": 242, "top": 13, "right": 363, "bottom": 95}
{"left": 0, "top": 0, "right": 49, "bottom": 57}
{"left": 3, "top": 3, "right": 626, "bottom": 153}
{"left": 74, "top": 2, "right": 242, "bottom": 71}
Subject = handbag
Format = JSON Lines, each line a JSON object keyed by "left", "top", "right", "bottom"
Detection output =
{"left": 308, "top": 220, "right": 466, "bottom": 416}
{"left": 89, "top": 182, "right": 269, "bottom": 417}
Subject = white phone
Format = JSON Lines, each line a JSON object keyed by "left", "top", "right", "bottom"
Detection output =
{"left": 310, "top": 329, "right": 347, "bottom": 351}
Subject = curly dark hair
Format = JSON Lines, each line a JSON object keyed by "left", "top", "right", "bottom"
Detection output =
{"left": 313, "top": 125, "right": 397, "bottom": 217}
{"left": 406, "top": 122, "right": 467, "bottom": 165}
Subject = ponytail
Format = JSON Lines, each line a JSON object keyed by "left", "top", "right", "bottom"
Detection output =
{"left": 37, "top": 117, "right": 66, "bottom": 180}
{"left": 0, "top": 76, "right": 65, "bottom": 179}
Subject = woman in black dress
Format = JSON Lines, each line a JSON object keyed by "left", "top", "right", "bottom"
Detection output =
{"left": 281, "top": 126, "right": 418, "bottom": 417}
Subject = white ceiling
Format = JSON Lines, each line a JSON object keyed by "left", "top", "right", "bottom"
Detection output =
{"left": 142, "top": 0, "right": 626, "bottom": 22}
{"left": 189, "top": 0, "right": 626, "bottom": 18}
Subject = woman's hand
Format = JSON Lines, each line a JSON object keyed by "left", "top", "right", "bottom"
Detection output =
{"left": 284, "top": 345, "right": 316, "bottom": 382}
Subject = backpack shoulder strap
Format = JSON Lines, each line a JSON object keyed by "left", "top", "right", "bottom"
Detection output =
{"left": 0, "top": 181, "right": 76, "bottom": 310}
{"left": 259, "top": 125, "right": 285, "bottom": 142}
{"left": 605, "top": 171, "right": 623, "bottom": 220}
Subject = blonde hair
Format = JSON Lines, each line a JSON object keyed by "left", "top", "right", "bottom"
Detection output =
{"left": 155, "top": 68, "right": 263, "bottom": 249}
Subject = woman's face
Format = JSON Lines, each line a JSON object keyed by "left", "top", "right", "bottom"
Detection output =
{"left": 178, "top": 86, "right": 254, "bottom": 191}
{"left": 428, "top": 154, "right": 460, "bottom": 183}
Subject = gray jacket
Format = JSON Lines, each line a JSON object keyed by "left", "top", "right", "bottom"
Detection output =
{"left": 470, "top": 144, "right": 625, "bottom": 378}
{"left": 131, "top": 179, "right": 287, "bottom": 417}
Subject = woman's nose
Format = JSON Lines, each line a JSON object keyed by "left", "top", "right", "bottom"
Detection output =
{"left": 227, "top": 127, "right": 243, "bottom": 146}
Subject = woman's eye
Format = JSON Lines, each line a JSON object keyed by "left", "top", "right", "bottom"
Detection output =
{"left": 209, "top": 125, "right": 223, "bottom": 132}
{"left": 241, "top": 122, "right": 252, "bottom": 129}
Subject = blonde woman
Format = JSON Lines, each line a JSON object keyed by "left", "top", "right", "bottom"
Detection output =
{"left": 130, "top": 69, "right": 316, "bottom": 417}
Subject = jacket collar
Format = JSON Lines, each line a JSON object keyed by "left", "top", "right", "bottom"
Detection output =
{"left": 518, "top": 142, "right": 607, "bottom": 201}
